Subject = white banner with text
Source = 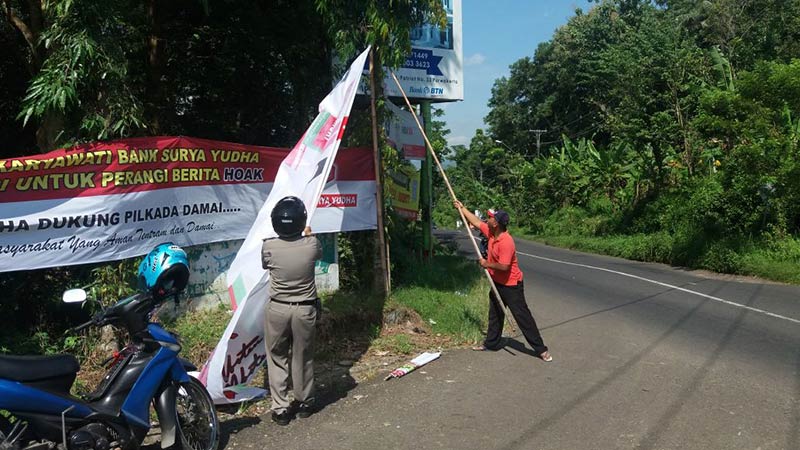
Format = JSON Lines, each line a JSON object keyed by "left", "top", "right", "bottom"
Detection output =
{"left": 0, "top": 136, "right": 376, "bottom": 273}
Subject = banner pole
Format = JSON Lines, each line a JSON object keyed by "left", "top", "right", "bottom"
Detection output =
{"left": 370, "top": 48, "right": 391, "bottom": 296}
{"left": 420, "top": 101, "right": 434, "bottom": 261}
{"left": 389, "top": 71, "right": 517, "bottom": 333}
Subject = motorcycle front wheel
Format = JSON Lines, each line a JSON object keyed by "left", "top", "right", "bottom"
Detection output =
{"left": 0, "top": 415, "right": 14, "bottom": 450}
{"left": 174, "top": 377, "right": 220, "bottom": 450}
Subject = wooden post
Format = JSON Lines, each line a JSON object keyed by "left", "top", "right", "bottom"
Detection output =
{"left": 420, "top": 101, "right": 434, "bottom": 261}
{"left": 369, "top": 48, "right": 390, "bottom": 296}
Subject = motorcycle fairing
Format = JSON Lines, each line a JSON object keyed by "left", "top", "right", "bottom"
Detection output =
{"left": 119, "top": 324, "right": 189, "bottom": 430}
{"left": 0, "top": 378, "right": 92, "bottom": 417}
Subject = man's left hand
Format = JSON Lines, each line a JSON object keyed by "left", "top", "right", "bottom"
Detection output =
{"left": 478, "top": 258, "right": 488, "bottom": 268}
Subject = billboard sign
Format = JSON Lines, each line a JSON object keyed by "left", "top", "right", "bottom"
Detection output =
{"left": 361, "top": 0, "right": 463, "bottom": 102}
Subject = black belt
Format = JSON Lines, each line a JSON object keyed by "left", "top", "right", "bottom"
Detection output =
{"left": 270, "top": 298, "right": 318, "bottom": 306}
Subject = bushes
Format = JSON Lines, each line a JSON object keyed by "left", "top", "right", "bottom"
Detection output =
{"left": 0, "top": 259, "right": 138, "bottom": 356}
{"left": 337, "top": 230, "right": 378, "bottom": 291}
{"left": 528, "top": 206, "right": 800, "bottom": 284}
{"left": 702, "top": 246, "right": 742, "bottom": 273}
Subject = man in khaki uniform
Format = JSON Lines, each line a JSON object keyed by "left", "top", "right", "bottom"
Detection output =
{"left": 262, "top": 196, "right": 322, "bottom": 426}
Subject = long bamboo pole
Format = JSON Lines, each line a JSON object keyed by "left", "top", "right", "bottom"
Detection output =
{"left": 389, "top": 71, "right": 517, "bottom": 333}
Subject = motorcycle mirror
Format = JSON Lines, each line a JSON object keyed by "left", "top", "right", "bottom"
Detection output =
{"left": 62, "top": 288, "right": 88, "bottom": 304}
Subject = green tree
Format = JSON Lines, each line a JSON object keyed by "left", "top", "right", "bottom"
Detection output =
{"left": 315, "top": 0, "right": 444, "bottom": 68}
{"left": 658, "top": 0, "right": 800, "bottom": 73}
{"left": 153, "top": 0, "right": 332, "bottom": 146}
{"left": 4, "top": 0, "right": 149, "bottom": 150}
{"left": 0, "top": 0, "right": 450, "bottom": 349}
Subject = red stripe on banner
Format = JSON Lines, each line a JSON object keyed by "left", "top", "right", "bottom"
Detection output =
{"left": 337, "top": 116, "right": 349, "bottom": 140}
{"left": 326, "top": 147, "right": 374, "bottom": 182}
{"left": 227, "top": 285, "right": 238, "bottom": 310}
{"left": 318, "top": 194, "right": 358, "bottom": 208}
{"left": 312, "top": 115, "right": 339, "bottom": 151}
{"left": 0, "top": 137, "right": 375, "bottom": 203}
{"left": 395, "top": 207, "right": 419, "bottom": 220}
{"left": 403, "top": 144, "right": 427, "bottom": 160}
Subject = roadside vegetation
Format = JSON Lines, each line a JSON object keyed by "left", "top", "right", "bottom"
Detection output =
{"left": 520, "top": 222, "right": 800, "bottom": 285}
{"left": 434, "top": 1, "right": 800, "bottom": 285}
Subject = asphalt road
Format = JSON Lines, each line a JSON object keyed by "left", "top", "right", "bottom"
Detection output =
{"left": 223, "top": 229, "right": 800, "bottom": 450}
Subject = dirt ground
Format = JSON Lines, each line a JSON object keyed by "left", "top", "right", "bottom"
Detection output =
{"left": 212, "top": 307, "right": 466, "bottom": 419}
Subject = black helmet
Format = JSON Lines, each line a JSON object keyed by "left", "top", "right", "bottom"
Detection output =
{"left": 271, "top": 196, "right": 307, "bottom": 238}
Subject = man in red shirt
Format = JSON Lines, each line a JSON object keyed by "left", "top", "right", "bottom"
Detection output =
{"left": 454, "top": 200, "right": 552, "bottom": 362}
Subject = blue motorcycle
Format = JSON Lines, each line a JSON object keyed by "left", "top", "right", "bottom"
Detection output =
{"left": 0, "top": 243, "right": 219, "bottom": 450}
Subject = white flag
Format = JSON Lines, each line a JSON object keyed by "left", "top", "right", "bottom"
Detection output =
{"left": 200, "top": 47, "right": 371, "bottom": 404}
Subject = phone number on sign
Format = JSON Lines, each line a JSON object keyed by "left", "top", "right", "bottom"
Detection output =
{"left": 403, "top": 60, "right": 430, "bottom": 70}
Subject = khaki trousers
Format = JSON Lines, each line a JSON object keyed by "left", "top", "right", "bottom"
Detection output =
{"left": 265, "top": 300, "right": 317, "bottom": 414}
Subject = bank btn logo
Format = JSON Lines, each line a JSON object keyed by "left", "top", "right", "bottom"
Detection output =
{"left": 408, "top": 86, "right": 444, "bottom": 96}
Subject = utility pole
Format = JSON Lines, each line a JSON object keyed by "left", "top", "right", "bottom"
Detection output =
{"left": 420, "top": 101, "right": 433, "bottom": 260}
{"left": 529, "top": 129, "right": 547, "bottom": 158}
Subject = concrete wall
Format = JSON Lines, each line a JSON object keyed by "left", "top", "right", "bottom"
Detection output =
{"left": 181, "top": 234, "right": 339, "bottom": 311}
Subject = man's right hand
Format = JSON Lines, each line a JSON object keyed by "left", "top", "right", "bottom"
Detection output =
{"left": 454, "top": 201, "right": 483, "bottom": 230}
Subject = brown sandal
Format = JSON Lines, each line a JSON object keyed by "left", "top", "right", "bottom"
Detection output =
{"left": 472, "top": 345, "right": 488, "bottom": 351}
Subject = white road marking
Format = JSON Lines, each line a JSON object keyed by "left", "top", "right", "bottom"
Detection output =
{"left": 519, "top": 252, "right": 800, "bottom": 325}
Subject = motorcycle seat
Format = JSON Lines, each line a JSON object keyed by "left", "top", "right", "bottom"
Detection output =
{"left": 0, "top": 354, "right": 80, "bottom": 382}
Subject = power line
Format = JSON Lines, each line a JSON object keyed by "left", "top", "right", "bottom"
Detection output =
{"left": 539, "top": 122, "right": 604, "bottom": 146}
{"left": 548, "top": 113, "right": 588, "bottom": 129}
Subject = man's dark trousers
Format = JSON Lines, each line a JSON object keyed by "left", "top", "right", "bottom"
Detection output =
{"left": 484, "top": 281, "right": 548, "bottom": 354}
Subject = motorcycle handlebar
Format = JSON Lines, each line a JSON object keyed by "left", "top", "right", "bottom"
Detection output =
{"left": 71, "top": 319, "right": 95, "bottom": 333}
{"left": 70, "top": 312, "right": 106, "bottom": 333}
{"left": 68, "top": 291, "right": 162, "bottom": 335}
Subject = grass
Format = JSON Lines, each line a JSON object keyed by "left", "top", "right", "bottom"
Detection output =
{"left": 522, "top": 229, "right": 800, "bottom": 285}
{"left": 371, "top": 333, "right": 416, "bottom": 354}
{"left": 165, "top": 303, "right": 233, "bottom": 365}
{"left": 313, "top": 289, "right": 386, "bottom": 362}
{"left": 389, "top": 285, "right": 487, "bottom": 343}
{"left": 41, "top": 251, "right": 492, "bottom": 394}
{"left": 311, "top": 252, "right": 490, "bottom": 360}
{"left": 388, "top": 254, "right": 488, "bottom": 344}
{"left": 738, "top": 238, "right": 800, "bottom": 284}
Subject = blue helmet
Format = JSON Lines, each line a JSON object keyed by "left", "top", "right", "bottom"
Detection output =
{"left": 137, "top": 243, "right": 190, "bottom": 299}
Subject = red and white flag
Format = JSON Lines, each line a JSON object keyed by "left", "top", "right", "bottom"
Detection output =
{"left": 200, "top": 47, "right": 371, "bottom": 403}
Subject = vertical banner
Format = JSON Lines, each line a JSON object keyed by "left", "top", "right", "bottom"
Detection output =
{"left": 385, "top": 100, "right": 426, "bottom": 160}
{"left": 201, "top": 47, "right": 371, "bottom": 404}
{"left": 387, "top": 165, "right": 421, "bottom": 220}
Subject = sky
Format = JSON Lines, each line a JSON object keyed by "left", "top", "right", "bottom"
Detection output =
{"left": 441, "top": 0, "right": 596, "bottom": 148}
